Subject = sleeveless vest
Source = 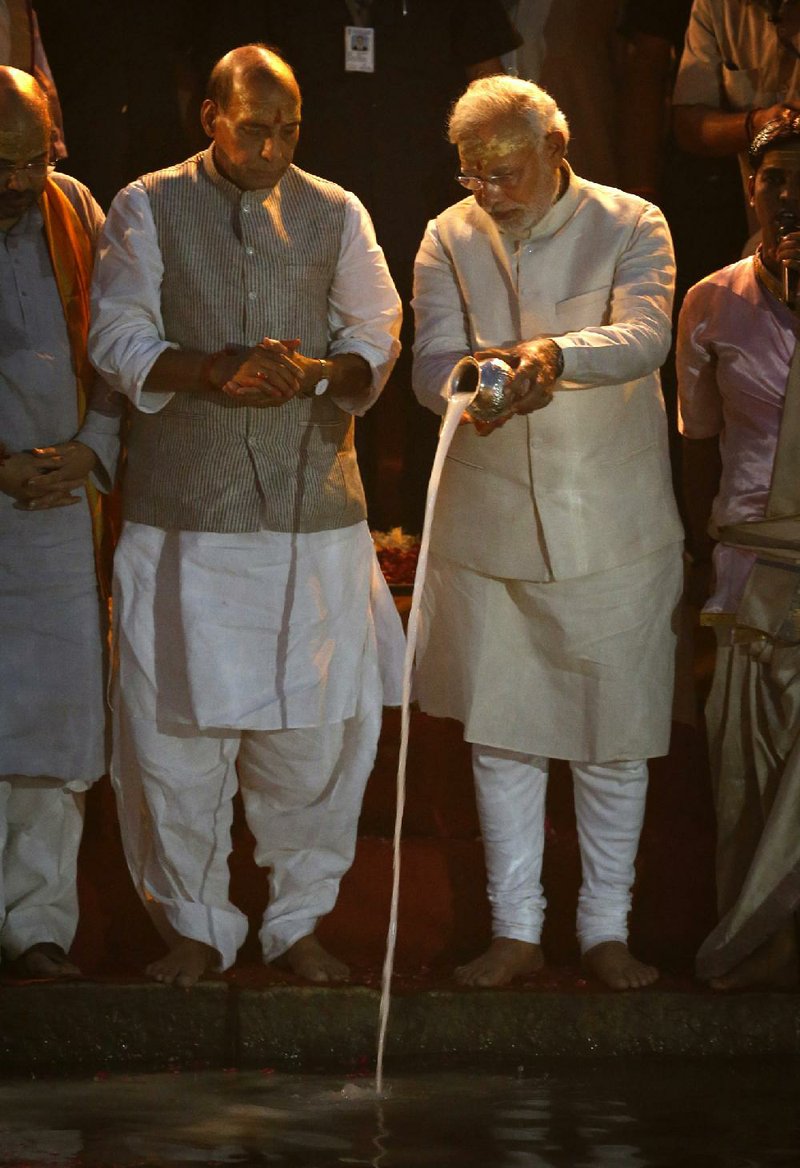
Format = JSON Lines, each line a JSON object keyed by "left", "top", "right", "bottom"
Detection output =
{"left": 124, "top": 152, "right": 367, "bottom": 533}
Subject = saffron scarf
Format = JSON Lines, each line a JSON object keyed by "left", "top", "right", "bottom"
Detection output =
{"left": 39, "top": 177, "right": 112, "bottom": 599}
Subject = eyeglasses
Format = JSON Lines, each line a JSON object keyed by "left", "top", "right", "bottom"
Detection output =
{"left": 456, "top": 169, "right": 522, "bottom": 193}
{"left": 0, "top": 159, "right": 55, "bottom": 187}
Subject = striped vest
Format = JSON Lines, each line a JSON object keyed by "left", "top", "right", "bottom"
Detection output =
{"left": 124, "top": 151, "right": 367, "bottom": 533}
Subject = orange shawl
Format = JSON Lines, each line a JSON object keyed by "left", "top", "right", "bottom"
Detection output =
{"left": 39, "top": 178, "right": 112, "bottom": 599}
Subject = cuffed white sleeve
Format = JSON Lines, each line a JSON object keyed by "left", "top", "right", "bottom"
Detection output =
{"left": 672, "top": 0, "right": 725, "bottom": 110}
{"left": 326, "top": 193, "right": 402, "bottom": 415}
{"left": 89, "top": 182, "right": 178, "bottom": 415}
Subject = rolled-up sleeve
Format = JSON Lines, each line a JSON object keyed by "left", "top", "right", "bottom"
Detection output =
{"left": 89, "top": 182, "right": 178, "bottom": 414}
{"left": 327, "top": 193, "right": 402, "bottom": 415}
{"left": 672, "top": 0, "right": 724, "bottom": 109}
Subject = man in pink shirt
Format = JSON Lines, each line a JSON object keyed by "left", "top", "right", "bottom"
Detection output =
{"left": 677, "top": 114, "right": 800, "bottom": 990}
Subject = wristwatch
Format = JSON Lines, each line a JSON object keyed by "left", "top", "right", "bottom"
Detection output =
{"left": 314, "top": 358, "right": 333, "bottom": 395}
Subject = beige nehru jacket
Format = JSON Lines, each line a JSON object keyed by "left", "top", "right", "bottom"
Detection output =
{"left": 412, "top": 169, "right": 684, "bottom": 581}
{"left": 122, "top": 154, "right": 366, "bottom": 534}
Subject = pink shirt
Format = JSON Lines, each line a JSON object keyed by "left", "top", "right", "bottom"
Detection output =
{"left": 677, "top": 256, "right": 799, "bottom": 613}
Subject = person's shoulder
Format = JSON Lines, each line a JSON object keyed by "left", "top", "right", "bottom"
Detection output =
{"left": 690, "top": 256, "right": 752, "bottom": 295}
{"left": 574, "top": 174, "right": 656, "bottom": 215}
{"left": 48, "top": 170, "right": 104, "bottom": 233}
{"left": 431, "top": 196, "right": 482, "bottom": 236}
{"left": 49, "top": 169, "right": 95, "bottom": 204}
{"left": 285, "top": 165, "right": 350, "bottom": 206}
{"left": 571, "top": 174, "right": 669, "bottom": 237}
{"left": 138, "top": 152, "right": 205, "bottom": 193}
{"left": 683, "top": 257, "right": 754, "bottom": 314}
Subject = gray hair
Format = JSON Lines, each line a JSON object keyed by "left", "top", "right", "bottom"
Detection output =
{"left": 448, "top": 75, "right": 569, "bottom": 151}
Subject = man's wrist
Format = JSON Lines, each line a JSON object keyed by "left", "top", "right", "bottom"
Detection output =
{"left": 199, "top": 350, "right": 229, "bottom": 391}
{"left": 544, "top": 340, "right": 564, "bottom": 381}
{"left": 310, "top": 357, "right": 333, "bottom": 396}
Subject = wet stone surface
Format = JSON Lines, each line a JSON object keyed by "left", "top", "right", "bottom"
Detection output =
{"left": 0, "top": 1058, "right": 798, "bottom": 1167}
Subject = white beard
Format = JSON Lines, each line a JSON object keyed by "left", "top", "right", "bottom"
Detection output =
{"left": 494, "top": 168, "right": 562, "bottom": 240}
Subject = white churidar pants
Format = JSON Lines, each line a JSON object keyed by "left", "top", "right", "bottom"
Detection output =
{"left": 0, "top": 780, "right": 85, "bottom": 961}
{"left": 472, "top": 744, "right": 648, "bottom": 953}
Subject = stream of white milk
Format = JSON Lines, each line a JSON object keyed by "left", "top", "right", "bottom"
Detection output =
{"left": 375, "top": 387, "right": 477, "bottom": 1095}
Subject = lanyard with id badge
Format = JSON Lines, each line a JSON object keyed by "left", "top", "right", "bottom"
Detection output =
{"left": 344, "top": 0, "right": 410, "bottom": 73}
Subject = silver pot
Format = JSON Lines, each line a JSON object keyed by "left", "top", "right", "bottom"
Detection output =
{"left": 448, "top": 355, "right": 515, "bottom": 422}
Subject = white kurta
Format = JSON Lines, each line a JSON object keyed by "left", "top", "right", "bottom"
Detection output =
{"left": 412, "top": 169, "right": 682, "bottom": 760}
{"left": 0, "top": 174, "right": 118, "bottom": 786}
{"left": 114, "top": 520, "right": 403, "bottom": 732}
{"left": 92, "top": 170, "right": 406, "bottom": 733}
{"left": 0, "top": 173, "right": 118, "bottom": 961}
{"left": 89, "top": 161, "right": 404, "bottom": 965}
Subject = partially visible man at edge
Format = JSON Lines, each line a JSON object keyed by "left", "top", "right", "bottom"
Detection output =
{"left": 0, "top": 66, "right": 119, "bottom": 978}
{"left": 678, "top": 114, "right": 800, "bottom": 991}
{"left": 89, "top": 44, "right": 404, "bottom": 988}
{"left": 412, "top": 75, "right": 684, "bottom": 990}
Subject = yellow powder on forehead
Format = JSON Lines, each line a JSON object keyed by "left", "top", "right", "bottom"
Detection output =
{"left": 459, "top": 121, "right": 533, "bottom": 167}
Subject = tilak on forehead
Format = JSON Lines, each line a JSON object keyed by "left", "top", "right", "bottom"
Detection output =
{"left": 458, "top": 120, "right": 533, "bottom": 166}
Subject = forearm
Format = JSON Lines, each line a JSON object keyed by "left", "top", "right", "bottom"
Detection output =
{"left": 673, "top": 104, "right": 751, "bottom": 157}
{"left": 681, "top": 435, "right": 722, "bottom": 558}
{"left": 143, "top": 347, "right": 216, "bottom": 395}
{"left": 323, "top": 352, "right": 372, "bottom": 407}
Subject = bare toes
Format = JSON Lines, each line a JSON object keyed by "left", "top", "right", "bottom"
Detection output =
{"left": 583, "top": 941, "right": 659, "bottom": 991}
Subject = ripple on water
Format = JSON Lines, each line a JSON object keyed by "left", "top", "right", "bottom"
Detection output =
{"left": 0, "top": 1061, "right": 798, "bottom": 1167}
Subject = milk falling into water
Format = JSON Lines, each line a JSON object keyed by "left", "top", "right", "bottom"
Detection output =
{"left": 375, "top": 388, "right": 478, "bottom": 1095}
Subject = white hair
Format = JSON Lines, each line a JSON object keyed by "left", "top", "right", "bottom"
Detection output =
{"left": 448, "top": 74, "right": 569, "bottom": 151}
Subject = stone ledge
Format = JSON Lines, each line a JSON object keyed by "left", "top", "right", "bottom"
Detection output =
{"left": 1, "top": 982, "right": 799, "bottom": 1076}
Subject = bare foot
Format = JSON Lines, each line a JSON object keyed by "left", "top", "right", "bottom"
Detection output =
{"left": 145, "top": 939, "right": 217, "bottom": 988}
{"left": 709, "top": 929, "right": 798, "bottom": 991}
{"left": 280, "top": 934, "right": 349, "bottom": 983}
{"left": 14, "top": 943, "right": 81, "bottom": 980}
{"left": 280, "top": 934, "right": 350, "bottom": 981}
{"left": 455, "top": 938, "right": 544, "bottom": 987}
{"left": 583, "top": 941, "right": 659, "bottom": 990}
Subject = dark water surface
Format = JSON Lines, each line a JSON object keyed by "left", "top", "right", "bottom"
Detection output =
{"left": 0, "top": 1059, "right": 797, "bottom": 1167}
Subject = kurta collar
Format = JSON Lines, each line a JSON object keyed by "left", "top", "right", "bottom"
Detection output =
{"left": 470, "top": 161, "right": 581, "bottom": 246}
{"left": 201, "top": 146, "right": 287, "bottom": 205}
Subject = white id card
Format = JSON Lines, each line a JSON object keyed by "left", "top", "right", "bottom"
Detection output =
{"left": 345, "top": 25, "right": 375, "bottom": 72}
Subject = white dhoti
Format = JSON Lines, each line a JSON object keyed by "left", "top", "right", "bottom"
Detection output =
{"left": 112, "top": 520, "right": 404, "bottom": 969}
{"left": 417, "top": 542, "right": 682, "bottom": 950}
{"left": 696, "top": 635, "right": 800, "bottom": 980}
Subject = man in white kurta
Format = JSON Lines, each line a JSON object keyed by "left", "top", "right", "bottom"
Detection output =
{"left": 0, "top": 67, "right": 118, "bottom": 978}
{"left": 412, "top": 75, "right": 684, "bottom": 989}
{"left": 89, "top": 46, "right": 403, "bottom": 987}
